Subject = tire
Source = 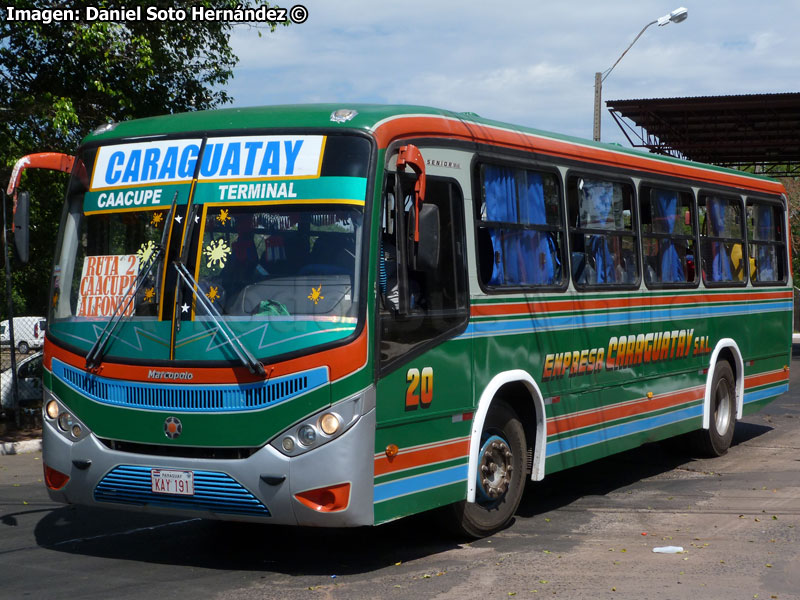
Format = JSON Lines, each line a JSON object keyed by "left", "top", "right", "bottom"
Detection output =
{"left": 692, "top": 361, "right": 736, "bottom": 457}
{"left": 446, "top": 400, "right": 527, "bottom": 538}
{"left": 17, "top": 341, "right": 29, "bottom": 354}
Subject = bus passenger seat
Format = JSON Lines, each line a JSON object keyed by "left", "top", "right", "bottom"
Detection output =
{"left": 646, "top": 264, "right": 657, "bottom": 285}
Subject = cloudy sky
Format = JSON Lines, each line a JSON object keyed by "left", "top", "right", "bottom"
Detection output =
{"left": 225, "top": 1, "right": 796, "bottom": 146}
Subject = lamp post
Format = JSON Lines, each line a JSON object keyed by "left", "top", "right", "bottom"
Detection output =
{"left": 593, "top": 7, "right": 688, "bottom": 142}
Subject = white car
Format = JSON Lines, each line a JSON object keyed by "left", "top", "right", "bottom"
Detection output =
{"left": 0, "top": 316, "right": 46, "bottom": 354}
{"left": 0, "top": 351, "right": 43, "bottom": 411}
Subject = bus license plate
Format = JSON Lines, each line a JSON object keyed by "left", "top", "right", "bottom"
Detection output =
{"left": 151, "top": 469, "right": 194, "bottom": 496}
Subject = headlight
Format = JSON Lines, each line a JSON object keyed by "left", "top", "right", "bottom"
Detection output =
{"left": 298, "top": 425, "right": 317, "bottom": 446}
{"left": 319, "top": 413, "right": 340, "bottom": 435}
{"left": 45, "top": 400, "right": 59, "bottom": 420}
{"left": 57, "top": 412, "right": 72, "bottom": 432}
{"left": 271, "top": 389, "right": 370, "bottom": 457}
{"left": 44, "top": 392, "right": 90, "bottom": 442}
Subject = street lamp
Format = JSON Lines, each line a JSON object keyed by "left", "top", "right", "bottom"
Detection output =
{"left": 593, "top": 7, "right": 688, "bottom": 142}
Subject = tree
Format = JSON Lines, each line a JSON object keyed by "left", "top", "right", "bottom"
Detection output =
{"left": 779, "top": 177, "right": 800, "bottom": 281}
{"left": 0, "top": 0, "right": 285, "bottom": 317}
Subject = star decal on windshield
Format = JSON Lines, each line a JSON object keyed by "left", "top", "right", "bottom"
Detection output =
{"left": 216, "top": 209, "right": 231, "bottom": 225}
{"left": 206, "top": 286, "right": 220, "bottom": 303}
{"left": 308, "top": 284, "right": 324, "bottom": 305}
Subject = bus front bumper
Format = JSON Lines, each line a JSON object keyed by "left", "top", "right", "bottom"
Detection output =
{"left": 42, "top": 407, "right": 376, "bottom": 527}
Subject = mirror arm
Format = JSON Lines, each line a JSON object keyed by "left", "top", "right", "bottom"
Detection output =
{"left": 7, "top": 152, "right": 75, "bottom": 198}
{"left": 396, "top": 144, "right": 426, "bottom": 242}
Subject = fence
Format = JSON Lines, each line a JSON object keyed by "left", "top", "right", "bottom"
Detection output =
{"left": 0, "top": 316, "right": 45, "bottom": 428}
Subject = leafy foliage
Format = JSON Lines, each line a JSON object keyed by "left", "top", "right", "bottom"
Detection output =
{"left": 779, "top": 177, "right": 800, "bottom": 279}
{"left": 0, "top": 0, "right": 284, "bottom": 317}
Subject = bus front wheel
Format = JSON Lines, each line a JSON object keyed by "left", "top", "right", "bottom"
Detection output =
{"left": 693, "top": 360, "right": 736, "bottom": 457}
{"left": 447, "top": 400, "right": 526, "bottom": 538}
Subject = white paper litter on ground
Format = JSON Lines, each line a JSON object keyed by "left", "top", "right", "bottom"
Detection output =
{"left": 652, "top": 546, "right": 684, "bottom": 554}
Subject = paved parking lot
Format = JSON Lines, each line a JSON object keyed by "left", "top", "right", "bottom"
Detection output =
{"left": 1, "top": 361, "right": 798, "bottom": 600}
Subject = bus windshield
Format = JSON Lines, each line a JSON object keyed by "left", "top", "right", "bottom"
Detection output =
{"left": 48, "top": 133, "right": 370, "bottom": 364}
{"left": 193, "top": 204, "right": 360, "bottom": 319}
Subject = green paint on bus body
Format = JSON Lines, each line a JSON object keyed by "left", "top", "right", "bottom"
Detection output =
{"left": 49, "top": 372, "right": 331, "bottom": 447}
{"left": 40, "top": 104, "right": 790, "bottom": 529}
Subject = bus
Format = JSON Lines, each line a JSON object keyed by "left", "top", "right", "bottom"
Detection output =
{"left": 12, "top": 104, "right": 791, "bottom": 537}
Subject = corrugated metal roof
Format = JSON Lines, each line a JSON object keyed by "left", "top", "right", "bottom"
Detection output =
{"left": 607, "top": 93, "right": 800, "bottom": 175}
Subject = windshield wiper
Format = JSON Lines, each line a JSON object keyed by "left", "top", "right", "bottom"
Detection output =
{"left": 84, "top": 193, "right": 177, "bottom": 370}
{"left": 172, "top": 262, "right": 266, "bottom": 376}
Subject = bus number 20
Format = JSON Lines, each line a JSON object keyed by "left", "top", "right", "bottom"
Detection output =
{"left": 406, "top": 367, "right": 433, "bottom": 409}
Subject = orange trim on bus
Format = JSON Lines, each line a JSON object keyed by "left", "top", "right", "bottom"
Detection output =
{"left": 374, "top": 437, "right": 470, "bottom": 477}
{"left": 44, "top": 325, "right": 368, "bottom": 385}
{"left": 372, "top": 115, "right": 785, "bottom": 196}
{"left": 545, "top": 370, "right": 789, "bottom": 438}
{"left": 744, "top": 369, "right": 790, "bottom": 389}
{"left": 547, "top": 386, "right": 704, "bottom": 437}
{"left": 471, "top": 290, "right": 794, "bottom": 318}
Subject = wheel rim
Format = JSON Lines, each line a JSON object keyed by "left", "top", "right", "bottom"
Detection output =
{"left": 713, "top": 380, "right": 731, "bottom": 436}
{"left": 476, "top": 434, "right": 514, "bottom": 507}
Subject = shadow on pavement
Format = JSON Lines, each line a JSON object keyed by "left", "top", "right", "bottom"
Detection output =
{"left": 34, "top": 504, "right": 458, "bottom": 575}
{"left": 517, "top": 418, "right": 774, "bottom": 519}
{"left": 32, "top": 410, "right": 777, "bottom": 574}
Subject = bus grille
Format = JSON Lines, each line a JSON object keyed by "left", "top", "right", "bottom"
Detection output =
{"left": 94, "top": 465, "right": 270, "bottom": 517}
{"left": 53, "top": 360, "right": 328, "bottom": 412}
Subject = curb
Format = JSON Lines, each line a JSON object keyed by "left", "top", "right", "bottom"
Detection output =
{"left": 0, "top": 438, "right": 42, "bottom": 456}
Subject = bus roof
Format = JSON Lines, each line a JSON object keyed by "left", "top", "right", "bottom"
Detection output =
{"left": 84, "top": 103, "right": 783, "bottom": 195}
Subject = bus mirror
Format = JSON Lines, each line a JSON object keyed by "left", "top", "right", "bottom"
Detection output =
{"left": 409, "top": 203, "right": 440, "bottom": 271}
{"left": 396, "top": 144, "right": 427, "bottom": 242}
{"left": 13, "top": 191, "right": 30, "bottom": 264}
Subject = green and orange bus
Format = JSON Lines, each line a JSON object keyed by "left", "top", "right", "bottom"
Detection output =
{"left": 11, "top": 104, "right": 791, "bottom": 537}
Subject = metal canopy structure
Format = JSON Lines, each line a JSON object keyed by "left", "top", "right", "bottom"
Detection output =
{"left": 607, "top": 93, "right": 800, "bottom": 176}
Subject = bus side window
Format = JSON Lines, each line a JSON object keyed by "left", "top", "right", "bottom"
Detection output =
{"left": 567, "top": 175, "right": 638, "bottom": 288}
{"left": 640, "top": 185, "right": 697, "bottom": 287}
{"left": 698, "top": 194, "right": 746, "bottom": 285}
{"left": 746, "top": 200, "right": 786, "bottom": 285}
{"left": 475, "top": 163, "right": 565, "bottom": 289}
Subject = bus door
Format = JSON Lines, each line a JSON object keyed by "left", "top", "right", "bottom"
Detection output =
{"left": 374, "top": 154, "right": 471, "bottom": 520}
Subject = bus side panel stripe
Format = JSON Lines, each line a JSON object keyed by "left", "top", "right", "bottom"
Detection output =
{"left": 547, "top": 388, "right": 703, "bottom": 436}
{"left": 744, "top": 384, "right": 789, "bottom": 405}
{"left": 470, "top": 290, "right": 793, "bottom": 317}
{"left": 373, "top": 464, "right": 469, "bottom": 503}
{"left": 547, "top": 404, "right": 703, "bottom": 458}
{"left": 374, "top": 437, "right": 470, "bottom": 477}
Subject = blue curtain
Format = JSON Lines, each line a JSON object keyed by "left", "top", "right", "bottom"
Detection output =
{"left": 520, "top": 173, "right": 557, "bottom": 284}
{"left": 484, "top": 166, "right": 557, "bottom": 285}
{"left": 484, "top": 166, "right": 517, "bottom": 284}
{"left": 655, "top": 190, "right": 684, "bottom": 282}
{"left": 756, "top": 205, "right": 775, "bottom": 281}
{"left": 708, "top": 197, "right": 732, "bottom": 281}
{"left": 582, "top": 180, "right": 615, "bottom": 283}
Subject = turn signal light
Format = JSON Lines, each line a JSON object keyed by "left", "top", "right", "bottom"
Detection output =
{"left": 44, "top": 464, "right": 70, "bottom": 490}
{"left": 294, "top": 482, "right": 351, "bottom": 512}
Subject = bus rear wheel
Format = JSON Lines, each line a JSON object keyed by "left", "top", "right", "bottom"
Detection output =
{"left": 693, "top": 360, "right": 736, "bottom": 457}
{"left": 447, "top": 400, "right": 526, "bottom": 538}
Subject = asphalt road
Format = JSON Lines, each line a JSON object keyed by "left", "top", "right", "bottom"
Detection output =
{"left": 1, "top": 361, "right": 799, "bottom": 600}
